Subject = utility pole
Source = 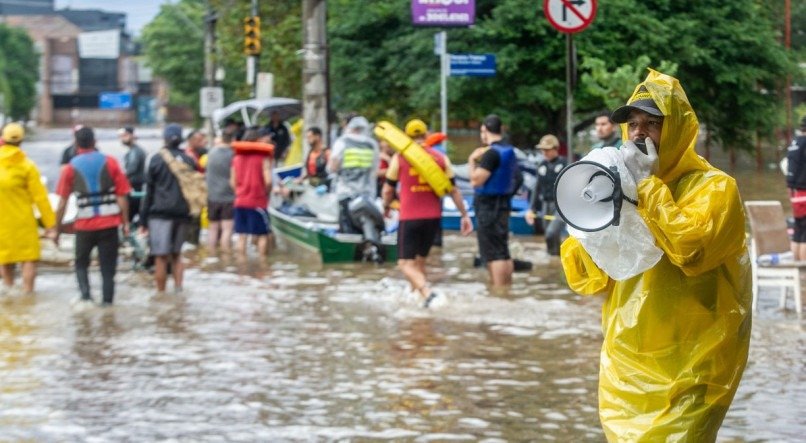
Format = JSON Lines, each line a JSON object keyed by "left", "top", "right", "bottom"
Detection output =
{"left": 204, "top": 1, "right": 217, "bottom": 148}
{"left": 248, "top": 0, "right": 259, "bottom": 97}
{"left": 565, "top": 33, "right": 574, "bottom": 163}
{"left": 302, "top": 0, "right": 329, "bottom": 146}
{"left": 438, "top": 31, "right": 448, "bottom": 136}
{"left": 785, "top": 0, "right": 792, "bottom": 147}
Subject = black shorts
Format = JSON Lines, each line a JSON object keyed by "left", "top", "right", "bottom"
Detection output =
{"left": 398, "top": 218, "right": 442, "bottom": 259}
{"left": 794, "top": 216, "right": 806, "bottom": 242}
{"left": 475, "top": 197, "right": 511, "bottom": 261}
{"left": 208, "top": 201, "right": 234, "bottom": 221}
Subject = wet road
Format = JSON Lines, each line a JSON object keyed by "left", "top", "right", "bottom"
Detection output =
{"left": 0, "top": 128, "right": 803, "bottom": 441}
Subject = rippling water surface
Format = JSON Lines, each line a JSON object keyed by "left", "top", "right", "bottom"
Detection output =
{"left": 0, "top": 128, "right": 802, "bottom": 441}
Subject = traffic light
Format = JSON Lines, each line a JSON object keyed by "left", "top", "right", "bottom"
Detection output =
{"left": 243, "top": 16, "right": 261, "bottom": 55}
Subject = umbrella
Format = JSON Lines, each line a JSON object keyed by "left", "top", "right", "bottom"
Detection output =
{"left": 212, "top": 97, "right": 301, "bottom": 127}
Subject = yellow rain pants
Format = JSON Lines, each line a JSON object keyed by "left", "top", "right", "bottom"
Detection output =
{"left": 561, "top": 70, "right": 751, "bottom": 442}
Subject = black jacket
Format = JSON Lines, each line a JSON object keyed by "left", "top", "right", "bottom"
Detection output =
{"left": 124, "top": 144, "right": 147, "bottom": 188}
{"left": 141, "top": 147, "right": 194, "bottom": 222}
{"left": 787, "top": 135, "right": 806, "bottom": 189}
{"left": 530, "top": 156, "right": 567, "bottom": 211}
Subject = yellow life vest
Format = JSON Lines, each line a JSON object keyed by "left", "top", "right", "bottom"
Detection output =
{"left": 374, "top": 121, "right": 452, "bottom": 197}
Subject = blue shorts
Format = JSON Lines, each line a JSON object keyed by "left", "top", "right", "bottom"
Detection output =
{"left": 234, "top": 207, "right": 270, "bottom": 235}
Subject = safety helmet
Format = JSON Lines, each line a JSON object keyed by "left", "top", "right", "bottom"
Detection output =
{"left": 405, "top": 119, "right": 427, "bottom": 138}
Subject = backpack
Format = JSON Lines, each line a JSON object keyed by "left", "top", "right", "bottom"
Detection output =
{"left": 159, "top": 149, "right": 207, "bottom": 217}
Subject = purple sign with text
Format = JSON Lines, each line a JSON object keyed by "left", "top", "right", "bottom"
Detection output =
{"left": 412, "top": 0, "right": 475, "bottom": 27}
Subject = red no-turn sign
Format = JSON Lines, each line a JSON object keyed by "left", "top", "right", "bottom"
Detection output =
{"left": 544, "top": 0, "right": 597, "bottom": 34}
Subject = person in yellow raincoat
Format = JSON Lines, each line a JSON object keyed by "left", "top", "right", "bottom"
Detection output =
{"left": 561, "top": 70, "right": 751, "bottom": 441}
{"left": 0, "top": 123, "right": 57, "bottom": 294}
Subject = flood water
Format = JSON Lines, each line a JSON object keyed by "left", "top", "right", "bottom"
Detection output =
{"left": 1, "top": 128, "right": 803, "bottom": 441}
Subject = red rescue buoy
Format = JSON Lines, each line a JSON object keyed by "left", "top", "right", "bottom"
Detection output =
{"left": 232, "top": 141, "right": 275, "bottom": 157}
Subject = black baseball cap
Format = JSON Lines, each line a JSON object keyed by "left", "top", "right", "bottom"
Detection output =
{"left": 611, "top": 86, "right": 663, "bottom": 123}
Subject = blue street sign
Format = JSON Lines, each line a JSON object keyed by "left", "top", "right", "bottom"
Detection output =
{"left": 99, "top": 92, "right": 132, "bottom": 109}
{"left": 449, "top": 54, "right": 496, "bottom": 77}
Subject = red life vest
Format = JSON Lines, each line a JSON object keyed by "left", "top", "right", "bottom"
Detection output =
{"left": 398, "top": 148, "right": 446, "bottom": 221}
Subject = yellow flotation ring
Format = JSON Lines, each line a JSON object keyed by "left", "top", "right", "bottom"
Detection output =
{"left": 232, "top": 141, "right": 275, "bottom": 157}
{"left": 374, "top": 121, "right": 452, "bottom": 197}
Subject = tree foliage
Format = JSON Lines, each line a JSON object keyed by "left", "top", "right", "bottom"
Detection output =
{"left": 581, "top": 56, "right": 677, "bottom": 114}
{"left": 140, "top": 0, "right": 301, "bottom": 117}
{"left": 140, "top": 0, "right": 798, "bottom": 153}
{"left": 0, "top": 24, "right": 39, "bottom": 121}
{"left": 329, "top": 0, "right": 797, "bottom": 150}
{"left": 141, "top": 0, "right": 205, "bottom": 107}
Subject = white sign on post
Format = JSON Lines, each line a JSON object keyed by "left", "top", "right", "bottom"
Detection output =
{"left": 256, "top": 72, "right": 274, "bottom": 99}
{"left": 200, "top": 87, "right": 224, "bottom": 117}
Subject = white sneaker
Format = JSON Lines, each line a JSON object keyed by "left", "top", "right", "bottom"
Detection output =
{"left": 404, "top": 287, "right": 420, "bottom": 303}
{"left": 423, "top": 291, "right": 443, "bottom": 309}
{"left": 71, "top": 297, "right": 95, "bottom": 312}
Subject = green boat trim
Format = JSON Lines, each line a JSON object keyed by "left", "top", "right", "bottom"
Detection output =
{"left": 269, "top": 206, "right": 397, "bottom": 264}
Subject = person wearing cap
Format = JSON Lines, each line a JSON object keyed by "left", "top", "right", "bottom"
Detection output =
{"left": 786, "top": 116, "right": 806, "bottom": 259}
{"left": 468, "top": 114, "right": 521, "bottom": 287}
{"left": 403, "top": 118, "right": 446, "bottom": 247}
{"left": 0, "top": 123, "right": 57, "bottom": 295}
{"left": 561, "top": 70, "right": 751, "bottom": 440}
{"left": 120, "top": 126, "right": 147, "bottom": 227}
{"left": 381, "top": 128, "right": 472, "bottom": 308}
{"left": 327, "top": 115, "right": 380, "bottom": 234}
{"left": 141, "top": 123, "right": 196, "bottom": 294}
{"left": 525, "top": 134, "right": 567, "bottom": 256}
{"left": 54, "top": 127, "right": 131, "bottom": 306}
{"left": 60, "top": 124, "right": 84, "bottom": 165}
{"left": 591, "top": 111, "right": 622, "bottom": 150}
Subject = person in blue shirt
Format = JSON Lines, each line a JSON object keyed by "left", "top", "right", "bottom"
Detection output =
{"left": 468, "top": 114, "right": 520, "bottom": 286}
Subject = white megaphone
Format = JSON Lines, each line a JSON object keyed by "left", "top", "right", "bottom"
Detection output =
{"left": 554, "top": 161, "right": 638, "bottom": 232}
{"left": 552, "top": 147, "right": 663, "bottom": 281}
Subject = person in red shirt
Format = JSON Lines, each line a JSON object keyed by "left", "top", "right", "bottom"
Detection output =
{"left": 55, "top": 127, "right": 131, "bottom": 306}
{"left": 381, "top": 144, "right": 472, "bottom": 308}
{"left": 230, "top": 128, "right": 273, "bottom": 256}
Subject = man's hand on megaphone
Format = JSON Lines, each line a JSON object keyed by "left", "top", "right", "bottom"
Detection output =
{"left": 623, "top": 137, "right": 659, "bottom": 182}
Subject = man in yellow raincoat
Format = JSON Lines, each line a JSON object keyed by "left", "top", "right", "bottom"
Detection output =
{"left": 561, "top": 70, "right": 751, "bottom": 441}
{"left": 0, "top": 123, "right": 57, "bottom": 294}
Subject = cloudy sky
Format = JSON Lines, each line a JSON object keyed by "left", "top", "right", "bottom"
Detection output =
{"left": 54, "top": 0, "right": 166, "bottom": 36}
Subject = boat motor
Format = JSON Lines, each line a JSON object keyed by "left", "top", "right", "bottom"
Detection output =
{"left": 347, "top": 196, "right": 385, "bottom": 263}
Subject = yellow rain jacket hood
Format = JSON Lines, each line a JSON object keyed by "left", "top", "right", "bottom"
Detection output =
{"left": 561, "top": 70, "right": 751, "bottom": 441}
{"left": 0, "top": 144, "right": 55, "bottom": 264}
